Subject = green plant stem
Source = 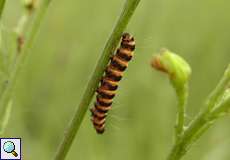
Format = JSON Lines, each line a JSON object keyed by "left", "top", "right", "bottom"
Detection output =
{"left": 168, "top": 95, "right": 230, "bottom": 160}
{"left": 175, "top": 84, "right": 188, "bottom": 141}
{"left": 0, "top": 0, "right": 53, "bottom": 132}
{"left": 53, "top": 0, "right": 140, "bottom": 159}
{"left": 15, "top": 14, "right": 28, "bottom": 36}
{"left": 167, "top": 112, "right": 210, "bottom": 160}
{"left": 167, "top": 64, "right": 230, "bottom": 160}
{"left": 0, "top": 100, "right": 12, "bottom": 135}
{"left": 0, "top": 0, "right": 6, "bottom": 20}
{"left": 210, "top": 91, "right": 230, "bottom": 118}
{"left": 206, "top": 64, "right": 230, "bottom": 110}
{"left": 15, "top": 0, "right": 36, "bottom": 52}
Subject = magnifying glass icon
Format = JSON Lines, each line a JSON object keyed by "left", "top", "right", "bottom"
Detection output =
{"left": 3, "top": 141, "right": 18, "bottom": 157}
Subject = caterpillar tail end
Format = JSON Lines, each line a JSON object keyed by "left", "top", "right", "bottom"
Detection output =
{"left": 96, "top": 128, "right": 105, "bottom": 134}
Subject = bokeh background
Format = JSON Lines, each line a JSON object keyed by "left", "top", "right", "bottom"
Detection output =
{"left": 2, "top": 0, "right": 230, "bottom": 159}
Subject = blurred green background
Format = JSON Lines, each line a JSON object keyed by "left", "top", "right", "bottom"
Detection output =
{"left": 2, "top": 0, "right": 230, "bottom": 159}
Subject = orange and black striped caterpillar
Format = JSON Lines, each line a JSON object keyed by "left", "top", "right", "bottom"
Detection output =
{"left": 90, "top": 33, "right": 135, "bottom": 134}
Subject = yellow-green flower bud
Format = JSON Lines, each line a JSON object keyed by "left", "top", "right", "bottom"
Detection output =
{"left": 151, "top": 48, "right": 191, "bottom": 89}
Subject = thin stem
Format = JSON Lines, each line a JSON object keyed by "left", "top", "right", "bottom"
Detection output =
{"left": 206, "top": 64, "right": 230, "bottom": 110}
{"left": 167, "top": 113, "right": 209, "bottom": 160}
{"left": 167, "top": 64, "right": 230, "bottom": 160}
{"left": 0, "top": 0, "right": 6, "bottom": 20}
{"left": 175, "top": 84, "right": 188, "bottom": 141}
{"left": 53, "top": 0, "right": 140, "bottom": 159}
{"left": 15, "top": 0, "right": 36, "bottom": 52}
{"left": 0, "top": 99, "right": 12, "bottom": 135}
{"left": 167, "top": 96, "right": 230, "bottom": 160}
{"left": 0, "top": 0, "right": 53, "bottom": 132}
{"left": 210, "top": 91, "right": 230, "bottom": 118}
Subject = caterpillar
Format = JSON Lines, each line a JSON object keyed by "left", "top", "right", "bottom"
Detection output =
{"left": 90, "top": 33, "right": 135, "bottom": 134}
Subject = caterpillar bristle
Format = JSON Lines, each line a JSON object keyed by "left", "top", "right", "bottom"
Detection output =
{"left": 91, "top": 32, "right": 135, "bottom": 134}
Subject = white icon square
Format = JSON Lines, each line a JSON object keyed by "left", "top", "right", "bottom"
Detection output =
{"left": 0, "top": 138, "right": 21, "bottom": 160}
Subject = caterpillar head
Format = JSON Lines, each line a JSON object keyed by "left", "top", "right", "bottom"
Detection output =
{"left": 122, "top": 33, "right": 134, "bottom": 41}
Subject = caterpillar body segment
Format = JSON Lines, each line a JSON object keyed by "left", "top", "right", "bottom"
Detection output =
{"left": 91, "top": 33, "right": 135, "bottom": 134}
